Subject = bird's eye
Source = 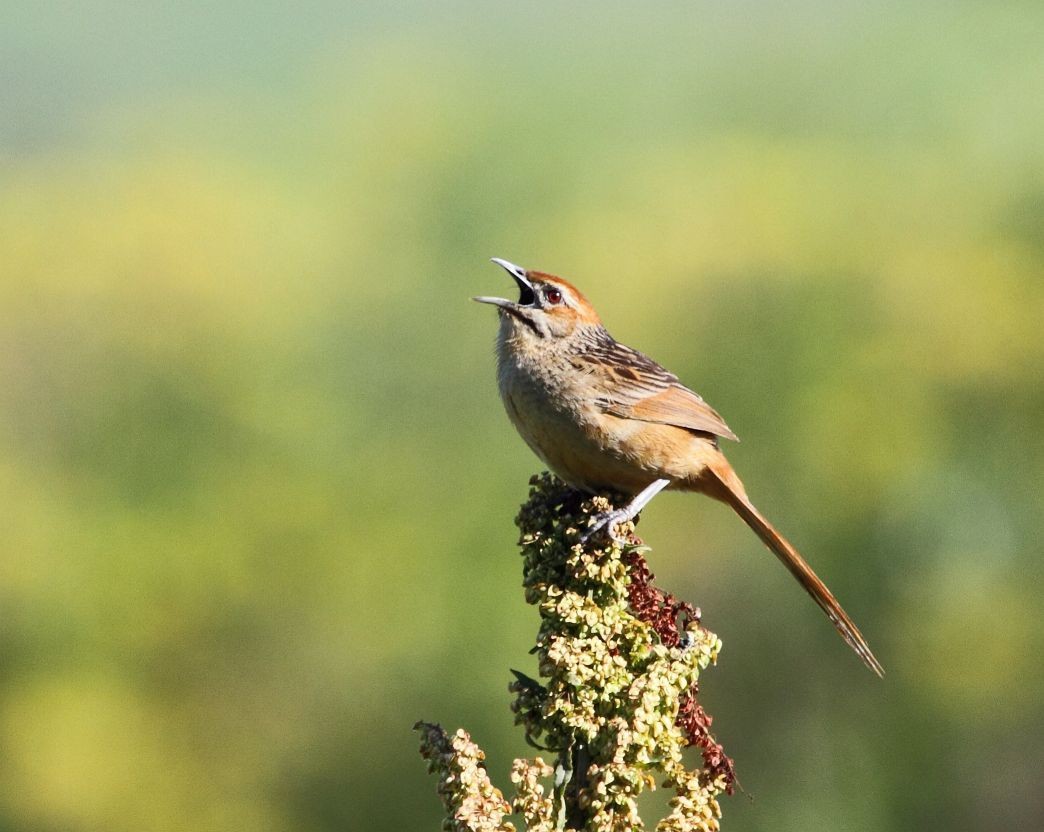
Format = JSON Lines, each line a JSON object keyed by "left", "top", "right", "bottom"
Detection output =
{"left": 545, "top": 288, "right": 563, "bottom": 305}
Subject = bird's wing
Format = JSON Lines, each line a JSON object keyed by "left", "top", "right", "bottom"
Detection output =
{"left": 583, "top": 339, "right": 739, "bottom": 441}
{"left": 605, "top": 384, "right": 739, "bottom": 441}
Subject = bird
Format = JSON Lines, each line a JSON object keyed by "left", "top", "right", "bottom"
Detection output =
{"left": 474, "top": 257, "right": 883, "bottom": 676}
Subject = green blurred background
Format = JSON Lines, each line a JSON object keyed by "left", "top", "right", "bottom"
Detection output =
{"left": 1, "top": 2, "right": 1041, "bottom": 830}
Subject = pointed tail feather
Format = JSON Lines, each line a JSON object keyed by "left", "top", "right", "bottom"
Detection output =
{"left": 707, "top": 460, "right": 884, "bottom": 677}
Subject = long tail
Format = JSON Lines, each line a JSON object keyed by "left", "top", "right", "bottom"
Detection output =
{"left": 706, "top": 458, "right": 884, "bottom": 677}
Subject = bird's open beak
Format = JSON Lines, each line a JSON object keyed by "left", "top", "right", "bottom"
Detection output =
{"left": 473, "top": 258, "right": 537, "bottom": 309}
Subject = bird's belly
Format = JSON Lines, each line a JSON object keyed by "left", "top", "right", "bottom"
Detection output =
{"left": 500, "top": 381, "right": 698, "bottom": 494}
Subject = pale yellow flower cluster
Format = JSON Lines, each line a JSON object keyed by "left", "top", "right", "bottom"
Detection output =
{"left": 509, "top": 758, "right": 556, "bottom": 832}
{"left": 418, "top": 473, "right": 729, "bottom": 831}
{"left": 415, "top": 722, "right": 513, "bottom": 832}
{"left": 518, "top": 475, "right": 727, "bottom": 830}
{"left": 414, "top": 724, "right": 561, "bottom": 832}
{"left": 658, "top": 771, "right": 729, "bottom": 832}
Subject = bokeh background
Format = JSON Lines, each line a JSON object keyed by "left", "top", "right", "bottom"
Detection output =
{"left": 1, "top": 3, "right": 1042, "bottom": 831}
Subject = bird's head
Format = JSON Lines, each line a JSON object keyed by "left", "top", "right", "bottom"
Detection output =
{"left": 473, "top": 258, "right": 601, "bottom": 339}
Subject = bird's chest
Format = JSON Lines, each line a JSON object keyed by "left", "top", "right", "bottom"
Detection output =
{"left": 495, "top": 349, "right": 642, "bottom": 491}
{"left": 497, "top": 355, "right": 586, "bottom": 453}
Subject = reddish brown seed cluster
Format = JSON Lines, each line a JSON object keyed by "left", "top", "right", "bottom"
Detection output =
{"left": 624, "top": 548, "right": 736, "bottom": 795}
{"left": 623, "top": 548, "right": 700, "bottom": 649}
{"left": 676, "top": 691, "right": 736, "bottom": 794}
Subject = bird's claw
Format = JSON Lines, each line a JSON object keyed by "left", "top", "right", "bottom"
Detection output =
{"left": 580, "top": 509, "right": 632, "bottom": 545}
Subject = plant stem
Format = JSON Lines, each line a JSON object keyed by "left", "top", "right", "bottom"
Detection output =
{"left": 564, "top": 741, "right": 591, "bottom": 830}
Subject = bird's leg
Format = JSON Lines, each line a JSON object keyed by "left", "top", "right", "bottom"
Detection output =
{"left": 582, "top": 478, "right": 671, "bottom": 543}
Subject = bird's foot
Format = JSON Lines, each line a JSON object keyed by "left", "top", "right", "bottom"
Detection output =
{"left": 580, "top": 508, "right": 635, "bottom": 545}
{"left": 579, "top": 479, "right": 672, "bottom": 546}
